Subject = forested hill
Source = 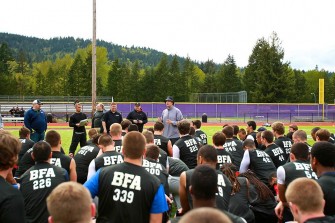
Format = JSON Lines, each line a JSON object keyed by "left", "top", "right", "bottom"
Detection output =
{"left": 0, "top": 32, "right": 191, "bottom": 67}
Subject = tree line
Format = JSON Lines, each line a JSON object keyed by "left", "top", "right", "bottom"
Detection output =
{"left": 0, "top": 32, "right": 334, "bottom": 103}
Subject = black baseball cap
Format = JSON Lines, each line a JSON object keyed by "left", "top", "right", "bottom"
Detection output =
{"left": 164, "top": 96, "right": 174, "bottom": 102}
{"left": 33, "top": 99, "right": 43, "bottom": 105}
{"left": 134, "top": 102, "right": 141, "bottom": 106}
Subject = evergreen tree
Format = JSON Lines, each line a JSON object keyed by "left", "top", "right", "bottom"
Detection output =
{"left": 244, "top": 33, "right": 293, "bottom": 102}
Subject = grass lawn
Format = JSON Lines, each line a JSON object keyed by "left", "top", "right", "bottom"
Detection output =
{"left": 6, "top": 123, "right": 335, "bottom": 154}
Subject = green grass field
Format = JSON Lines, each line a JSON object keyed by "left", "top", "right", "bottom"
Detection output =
{"left": 6, "top": 124, "right": 335, "bottom": 154}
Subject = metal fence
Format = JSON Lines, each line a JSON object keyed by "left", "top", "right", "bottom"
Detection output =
{"left": 1, "top": 102, "right": 334, "bottom": 123}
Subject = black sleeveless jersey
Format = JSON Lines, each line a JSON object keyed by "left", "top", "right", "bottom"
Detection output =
{"left": 248, "top": 149, "right": 277, "bottom": 187}
{"left": 194, "top": 129, "right": 208, "bottom": 145}
{"left": 274, "top": 136, "right": 293, "bottom": 158}
{"left": 15, "top": 148, "right": 34, "bottom": 178}
{"left": 50, "top": 151, "right": 72, "bottom": 175}
{"left": 74, "top": 144, "right": 100, "bottom": 184}
{"left": 97, "top": 162, "right": 161, "bottom": 223}
{"left": 224, "top": 138, "right": 244, "bottom": 169}
{"left": 143, "top": 158, "right": 169, "bottom": 194}
{"left": 18, "top": 138, "right": 35, "bottom": 161}
{"left": 168, "top": 157, "right": 189, "bottom": 177}
{"left": 228, "top": 177, "right": 255, "bottom": 223}
{"left": 95, "top": 150, "right": 124, "bottom": 171}
{"left": 20, "top": 162, "right": 68, "bottom": 223}
{"left": 318, "top": 172, "right": 335, "bottom": 215}
{"left": 282, "top": 160, "right": 317, "bottom": 186}
{"left": 264, "top": 143, "right": 287, "bottom": 168}
{"left": 154, "top": 134, "right": 169, "bottom": 154}
{"left": 113, "top": 139, "right": 123, "bottom": 153}
{"left": 158, "top": 148, "right": 168, "bottom": 169}
{"left": 185, "top": 169, "right": 232, "bottom": 211}
{"left": 174, "top": 135, "right": 199, "bottom": 169}
{"left": 216, "top": 148, "right": 233, "bottom": 170}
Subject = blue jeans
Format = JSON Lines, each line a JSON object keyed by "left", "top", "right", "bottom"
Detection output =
{"left": 30, "top": 131, "right": 45, "bottom": 143}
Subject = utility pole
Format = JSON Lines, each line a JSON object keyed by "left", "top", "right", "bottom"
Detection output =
{"left": 92, "top": 0, "right": 97, "bottom": 116}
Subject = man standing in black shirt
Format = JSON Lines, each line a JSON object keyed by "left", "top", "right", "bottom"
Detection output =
{"left": 262, "top": 130, "right": 287, "bottom": 168}
{"left": 126, "top": 103, "right": 148, "bottom": 132}
{"left": 102, "top": 102, "right": 123, "bottom": 135}
{"left": 20, "top": 141, "right": 69, "bottom": 223}
{"left": 110, "top": 123, "right": 123, "bottom": 153}
{"left": 246, "top": 120, "right": 258, "bottom": 147}
{"left": 192, "top": 120, "right": 208, "bottom": 145}
{"left": 91, "top": 103, "right": 105, "bottom": 133}
{"left": 272, "top": 122, "right": 293, "bottom": 158}
{"left": 222, "top": 125, "right": 244, "bottom": 169}
{"left": 0, "top": 132, "right": 25, "bottom": 222}
{"left": 69, "top": 101, "right": 88, "bottom": 157}
{"left": 310, "top": 141, "right": 335, "bottom": 216}
{"left": 84, "top": 131, "right": 168, "bottom": 223}
{"left": 173, "top": 120, "right": 200, "bottom": 169}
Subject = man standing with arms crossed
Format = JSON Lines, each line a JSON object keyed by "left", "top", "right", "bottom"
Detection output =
{"left": 127, "top": 102, "right": 148, "bottom": 132}
{"left": 102, "top": 102, "right": 123, "bottom": 135}
{"left": 24, "top": 99, "right": 47, "bottom": 142}
{"left": 160, "top": 96, "right": 183, "bottom": 145}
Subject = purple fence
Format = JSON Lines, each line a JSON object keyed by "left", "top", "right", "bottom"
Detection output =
{"left": 1, "top": 103, "right": 334, "bottom": 123}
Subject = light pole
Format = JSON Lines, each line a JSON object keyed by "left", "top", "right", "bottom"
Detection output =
{"left": 311, "top": 93, "right": 316, "bottom": 103}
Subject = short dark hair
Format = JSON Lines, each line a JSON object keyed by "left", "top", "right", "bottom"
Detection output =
{"left": 290, "top": 142, "right": 309, "bottom": 161}
{"left": 197, "top": 145, "right": 218, "bottom": 163}
{"left": 45, "top": 130, "right": 61, "bottom": 147}
{"left": 243, "top": 139, "right": 256, "bottom": 149}
{"left": 178, "top": 120, "right": 191, "bottom": 135}
{"left": 192, "top": 120, "right": 201, "bottom": 129}
{"left": 311, "top": 127, "right": 321, "bottom": 135}
{"left": 315, "top": 129, "right": 330, "bottom": 141}
{"left": 212, "top": 132, "right": 226, "bottom": 147}
{"left": 19, "top": 126, "right": 31, "bottom": 138}
{"left": 247, "top": 121, "right": 256, "bottom": 130}
{"left": 142, "top": 130, "right": 154, "bottom": 144}
{"left": 128, "top": 124, "right": 139, "bottom": 132}
{"left": 98, "top": 134, "right": 114, "bottom": 147}
{"left": 311, "top": 141, "right": 335, "bottom": 167}
{"left": 232, "top": 125, "right": 239, "bottom": 135}
{"left": 33, "top": 141, "right": 52, "bottom": 162}
{"left": 0, "top": 132, "right": 21, "bottom": 170}
{"left": 191, "top": 165, "right": 218, "bottom": 200}
{"left": 222, "top": 126, "right": 234, "bottom": 138}
{"left": 271, "top": 122, "right": 285, "bottom": 135}
{"left": 121, "top": 119, "right": 132, "bottom": 130}
{"left": 145, "top": 144, "right": 160, "bottom": 160}
{"left": 153, "top": 121, "right": 164, "bottom": 131}
{"left": 123, "top": 132, "right": 146, "bottom": 159}
{"left": 261, "top": 130, "right": 274, "bottom": 143}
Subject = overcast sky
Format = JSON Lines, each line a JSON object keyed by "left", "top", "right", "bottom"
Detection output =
{"left": 1, "top": 0, "right": 334, "bottom": 71}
